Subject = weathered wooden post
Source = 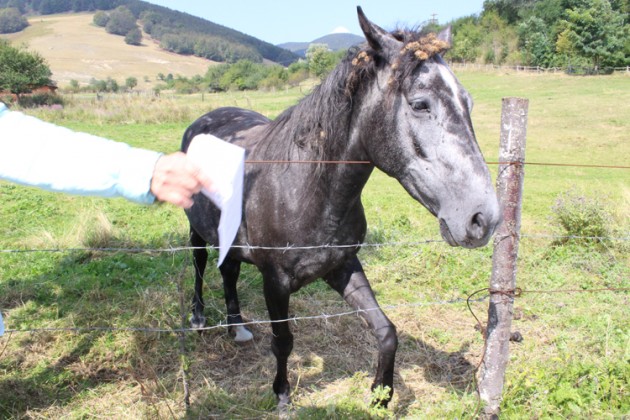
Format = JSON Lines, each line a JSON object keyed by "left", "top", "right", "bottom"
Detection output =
{"left": 478, "top": 97, "right": 528, "bottom": 418}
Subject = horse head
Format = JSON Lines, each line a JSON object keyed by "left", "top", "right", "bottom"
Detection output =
{"left": 352, "top": 7, "right": 502, "bottom": 248}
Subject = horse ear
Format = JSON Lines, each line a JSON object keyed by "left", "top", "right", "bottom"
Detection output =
{"left": 357, "top": 6, "right": 401, "bottom": 59}
{"left": 436, "top": 25, "right": 453, "bottom": 47}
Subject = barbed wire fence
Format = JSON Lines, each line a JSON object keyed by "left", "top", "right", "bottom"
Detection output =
{"left": 0, "top": 103, "right": 628, "bottom": 414}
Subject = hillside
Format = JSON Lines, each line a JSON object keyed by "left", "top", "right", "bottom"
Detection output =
{"left": 0, "top": 0, "right": 299, "bottom": 65}
{"left": 1, "top": 13, "right": 214, "bottom": 89}
{"left": 278, "top": 33, "right": 365, "bottom": 57}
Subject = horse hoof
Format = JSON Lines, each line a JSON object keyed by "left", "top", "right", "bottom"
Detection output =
{"left": 190, "top": 315, "right": 206, "bottom": 331}
{"left": 232, "top": 325, "right": 254, "bottom": 343}
{"left": 277, "top": 392, "right": 291, "bottom": 415}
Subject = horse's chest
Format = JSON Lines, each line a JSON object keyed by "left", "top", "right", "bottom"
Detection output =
{"left": 287, "top": 246, "right": 359, "bottom": 289}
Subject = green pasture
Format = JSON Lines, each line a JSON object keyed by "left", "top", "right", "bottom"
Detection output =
{"left": 0, "top": 71, "right": 628, "bottom": 418}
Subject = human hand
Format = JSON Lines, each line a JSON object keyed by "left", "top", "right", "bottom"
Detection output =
{"left": 150, "top": 152, "right": 213, "bottom": 208}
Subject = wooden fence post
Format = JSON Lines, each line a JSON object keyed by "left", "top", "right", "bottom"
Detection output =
{"left": 478, "top": 97, "right": 529, "bottom": 418}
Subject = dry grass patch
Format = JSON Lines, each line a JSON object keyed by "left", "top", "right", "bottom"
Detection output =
{"left": 4, "top": 13, "right": 214, "bottom": 89}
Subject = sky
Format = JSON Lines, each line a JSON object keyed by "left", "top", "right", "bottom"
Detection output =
{"left": 144, "top": 1, "right": 486, "bottom": 45}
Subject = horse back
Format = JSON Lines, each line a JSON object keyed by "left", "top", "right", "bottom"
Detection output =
{"left": 181, "top": 107, "right": 270, "bottom": 152}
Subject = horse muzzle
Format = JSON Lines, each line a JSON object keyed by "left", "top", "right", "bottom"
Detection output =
{"left": 439, "top": 205, "right": 502, "bottom": 249}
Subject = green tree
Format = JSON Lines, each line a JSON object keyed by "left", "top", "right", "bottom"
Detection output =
{"left": 451, "top": 20, "right": 483, "bottom": 62}
{"left": 90, "top": 78, "right": 107, "bottom": 92}
{"left": 0, "top": 40, "right": 52, "bottom": 99}
{"left": 38, "top": 0, "right": 69, "bottom": 15}
{"left": 518, "top": 16, "right": 554, "bottom": 66}
{"left": 6, "top": 0, "right": 26, "bottom": 14}
{"left": 219, "top": 60, "right": 262, "bottom": 90}
{"left": 105, "top": 77, "right": 119, "bottom": 92}
{"left": 558, "top": 0, "right": 628, "bottom": 67}
{"left": 93, "top": 10, "right": 109, "bottom": 28}
{"left": 68, "top": 79, "right": 80, "bottom": 92}
{"left": 204, "top": 63, "right": 230, "bottom": 91}
{"left": 306, "top": 43, "right": 335, "bottom": 79}
{"left": 106, "top": 6, "right": 137, "bottom": 36}
{"left": 483, "top": 0, "right": 537, "bottom": 24}
{"left": 125, "top": 76, "right": 137, "bottom": 90}
{"left": 0, "top": 7, "right": 28, "bottom": 34}
{"left": 479, "top": 10, "right": 514, "bottom": 65}
{"left": 124, "top": 27, "right": 142, "bottom": 45}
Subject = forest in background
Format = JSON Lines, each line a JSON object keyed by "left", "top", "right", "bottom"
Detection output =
{"left": 0, "top": 0, "right": 628, "bottom": 100}
{"left": 448, "top": 0, "right": 629, "bottom": 70}
{"left": 1, "top": 0, "right": 628, "bottom": 70}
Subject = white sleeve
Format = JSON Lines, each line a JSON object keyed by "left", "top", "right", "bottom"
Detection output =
{"left": 0, "top": 103, "right": 161, "bottom": 204}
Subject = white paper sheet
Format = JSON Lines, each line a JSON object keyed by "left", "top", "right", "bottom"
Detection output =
{"left": 186, "top": 134, "right": 245, "bottom": 266}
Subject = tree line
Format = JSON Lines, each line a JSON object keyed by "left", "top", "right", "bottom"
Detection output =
{"left": 0, "top": 0, "right": 121, "bottom": 16}
{"left": 449, "top": 0, "right": 629, "bottom": 70}
{"left": 0, "top": 40, "right": 342, "bottom": 104}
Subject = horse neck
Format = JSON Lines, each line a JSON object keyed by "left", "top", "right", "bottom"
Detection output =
{"left": 261, "top": 66, "right": 374, "bottom": 204}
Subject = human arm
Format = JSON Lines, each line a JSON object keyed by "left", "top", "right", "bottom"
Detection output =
{"left": 0, "top": 103, "right": 212, "bottom": 207}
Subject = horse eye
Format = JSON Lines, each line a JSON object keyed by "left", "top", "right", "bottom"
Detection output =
{"left": 411, "top": 100, "right": 430, "bottom": 113}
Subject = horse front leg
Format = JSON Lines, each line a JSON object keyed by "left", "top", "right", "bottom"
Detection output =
{"left": 219, "top": 257, "right": 253, "bottom": 342}
{"left": 190, "top": 228, "right": 207, "bottom": 329}
{"left": 324, "top": 256, "right": 398, "bottom": 407}
{"left": 262, "top": 269, "right": 294, "bottom": 409}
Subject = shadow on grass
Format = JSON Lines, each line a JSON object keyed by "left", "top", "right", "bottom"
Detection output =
{"left": 0, "top": 243, "right": 475, "bottom": 418}
{"left": 0, "top": 239, "right": 193, "bottom": 417}
{"left": 180, "top": 315, "right": 476, "bottom": 418}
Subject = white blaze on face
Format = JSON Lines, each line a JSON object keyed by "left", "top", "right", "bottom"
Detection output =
{"left": 436, "top": 59, "right": 465, "bottom": 114}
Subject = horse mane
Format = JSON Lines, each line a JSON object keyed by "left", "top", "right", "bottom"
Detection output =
{"left": 262, "top": 29, "right": 449, "bottom": 163}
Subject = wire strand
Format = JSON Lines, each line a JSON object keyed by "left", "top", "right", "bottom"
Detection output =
{"left": 1, "top": 233, "right": 628, "bottom": 254}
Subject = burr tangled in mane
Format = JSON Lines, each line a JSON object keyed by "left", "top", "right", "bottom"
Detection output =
{"left": 347, "top": 31, "right": 451, "bottom": 96}
{"left": 400, "top": 32, "right": 450, "bottom": 60}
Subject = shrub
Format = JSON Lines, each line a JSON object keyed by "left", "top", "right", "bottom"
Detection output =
{"left": 105, "top": 6, "right": 137, "bottom": 36}
{"left": 0, "top": 7, "right": 28, "bottom": 34}
{"left": 124, "top": 76, "right": 137, "bottom": 90}
{"left": 124, "top": 27, "right": 142, "bottom": 45}
{"left": 551, "top": 188, "right": 612, "bottom": 245}
{"left": 17, "top": 92, "right": 64, "bottom": 108}
{"left": 93, "top": 10, "right": 110, "bottom": 28}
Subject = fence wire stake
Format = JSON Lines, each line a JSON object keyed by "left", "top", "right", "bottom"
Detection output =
{"left": 478, "top": 97, "right": 528, "bottom": 418}
{"left": 175, "top": 266, "right": 191, "bottom": 409}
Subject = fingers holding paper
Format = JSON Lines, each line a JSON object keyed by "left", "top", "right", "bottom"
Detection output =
{"left": 150, "top": 152, "right": 214, "bottom": 208}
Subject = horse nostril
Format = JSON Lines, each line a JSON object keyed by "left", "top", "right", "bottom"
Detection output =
{"left": 468, "top": 212, "right": 487, "bottom": 240}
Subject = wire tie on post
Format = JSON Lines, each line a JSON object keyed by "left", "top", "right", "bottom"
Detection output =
{"left": 488, "top": 287, "right": 522, "bottom": 298}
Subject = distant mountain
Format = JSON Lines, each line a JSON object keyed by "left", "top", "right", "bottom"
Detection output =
{"left": 278, "top": 33, "right": 365, "bottom": 57}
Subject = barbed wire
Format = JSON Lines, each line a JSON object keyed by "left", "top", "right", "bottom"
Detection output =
{"left": 0, "top": 233, "right": 628, "bottom": 255}
{"left": 2, "top": 286, "right": 627, "bottom": 337}
{"left": 0, "top": 296, "right": 484, "bottom": 335}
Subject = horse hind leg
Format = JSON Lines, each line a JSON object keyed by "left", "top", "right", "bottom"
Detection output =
{"left": 190, "top": 228, "right": 208, "bottom": 330}
{"left": 220, "top": 257, "right": 253, "bottom": 343}
{"left": 324, "top": 256, "right": 398, "bottom": 407}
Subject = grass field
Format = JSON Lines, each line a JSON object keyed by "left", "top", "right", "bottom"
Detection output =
{"left": 0, "top": 70, "right": 628, "bottom": 419}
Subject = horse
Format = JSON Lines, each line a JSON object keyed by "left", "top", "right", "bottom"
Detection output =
{"left": 181, "top": 6, "right": 501, "bottom": 409}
